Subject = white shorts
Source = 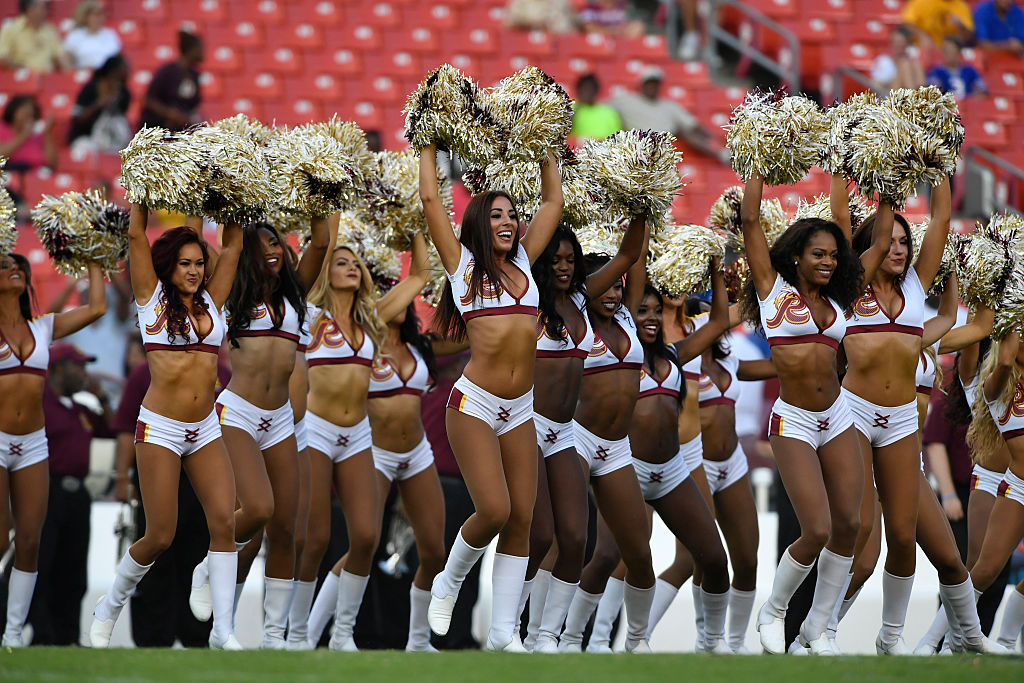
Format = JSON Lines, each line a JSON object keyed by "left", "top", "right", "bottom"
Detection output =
{"left": 0, "top": 427, "right": 48, "bottom": 472}
{"left": 971, "top": 464, "right": 1003, "bottom": 497}
{"left": 997, "top": 469, "right": 1024, "bottom": 508}
{"left": 573, "top": 420, "right": 633, "bottom": 478}
{"left": 843, "top": 389, "right": 918, "bottom": 449}
{"left": 704, "top": 444, "right": 750, "bottom": 495}
{"left": 633, "top": 450, "right": 689, "bottom": 501}
{"left": 768, "top": 394, "right": 855, "bottom": 450}
{"left": 373, "top": 436, "right": 435, "bottom": 482}
{"left": 215, "top": 389, "right": 295, "bottom": 451}
{"left": 447, "top": 375, "right": 533, "bottom": 436}
{"left": 534, "top": 412, "right": 575, "bottom": 459}
{"left": 295, "top": 416, "right": 308, "bottom": 453}
{"left": 135, "top": 406, "right": 221, "bottom": 458}
{"left": 679, "top": 434, "right": 704, "bottom": 473}
{"left": 306, "top": 412, "right": 372, "bottom": 463}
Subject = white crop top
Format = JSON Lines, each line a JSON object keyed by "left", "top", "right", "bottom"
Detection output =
{"left": 986, "top": 381, "right": 1024, "bottom": 441}
{"left": 446, "top": 244, "right": 538, "bottom": 321}
{"left": 698, "top": 354, "right": 742, "bottom": 408}
{"left": 916, "top": 342, "right": 941, "bottom": 396}
{"left": 298, "top": 314, "right": 311, "bottom": 353}
{"left": 368, "top": 343, "right": 431, "bottom": 398}
{"left": 758, "top": 274, "right": 846, "bottom": 350}
{"left": 681, "top": 313, "right": 710, "bottom": 381}
{"left": 227, "top": 298, "right": 302, "bottom": 345}
{"left": 536, "top": 291, "right": 594, "bottom": 360}
{"left": 304, "top": 303, "right": 375, "bottom": 368}
{"left": 638, "top": 353, "right": 682, "bottom": 400}
{"left": 0, "top": 313, "right": 54, "bottom": 377}
{"left": 965, "top": 370, "right": 982, "bottom": 416}
{"left": 138, "top": 281, "right": 225, "bottom": 354}
{"left": 584, "top": 305, "right": 644, "bottom": 375}
{"left": 846, "top": 267, "right": 925, "bottom": 337}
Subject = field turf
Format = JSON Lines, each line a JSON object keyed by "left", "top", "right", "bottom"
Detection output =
{"left": 1, "top": 648, "right": 1022, "bottom": 682}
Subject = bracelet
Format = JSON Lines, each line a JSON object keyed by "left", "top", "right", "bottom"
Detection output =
{"left": 941, "top": 493, "right": 957, "bottom": 502}
{"left": 114, "top": 473, "right": 130, "bottom": 481}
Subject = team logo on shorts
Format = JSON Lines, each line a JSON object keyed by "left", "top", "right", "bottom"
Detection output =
{"left": 496, "top": 406, "right": 511, "bottom": 423}
{"left": 594, "top": 445, "right": 609, "bottom": 461}
{"left": 257, "top": 417, "right": 272, "bottom": 432}
{"left": 648, "top": 470, "right": 664, "bottom": 483}
{"left": 765, "top": 291, "right": 810, "bottom": 330}
{"left": 872, "top": 412, "right": 890, "bottom": 429}
{"left": 543, "top": 428, "right": 560, "bottom": 444}
{"left": 8, "top": 442, "right": 23, "bottom": 456}
{"left": 184, "top": 428, "right": 199, "bottom": 444}
{"left": 815, "top": 417, "right": 830, "bottom": 432}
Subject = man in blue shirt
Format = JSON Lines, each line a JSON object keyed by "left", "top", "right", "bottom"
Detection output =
{"left": 974, "top": 0, "right": 1024, "bottom": 55}
{"left": 927, "top": 36, "right": 988, "bottom": 98}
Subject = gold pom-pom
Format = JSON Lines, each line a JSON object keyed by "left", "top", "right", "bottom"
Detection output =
{"left": 792, "top": 192, "right": 874, "bottom": 232}
{"left": 707, "top": 185, "right": 787, "bottom": 250}
{"left": 909, "top": 220, "right": 959, "bottom": 294}
{"left": 264, "top": 126, "right": 364, "bottom": 217}
{"left": 723, "top": 255, "right": 749, "bottom": 303}
{"left": 211, "top": 113, "right": 271, "bottom": 145}
{"left": 576, "top": 221, "right": 625, "bottom": 258}
{"left": 836, "top": 104, "right": 926, "bottom": 209}
{"left": 884, "top": 86, "right": 963, "bottom": 185}
{"left": 485, "top": 66, "right": 573, "bottom": 164}
{"left": 726, "top": 92, "right": 828, "bottom": 185}
{"left": 31, "top": 189, "right": 128, "bottom": 277}
{"left": 120, "top": 126, "right": 212, "bottom": 214}
{"left": 647, "top": 224, "right": 726, "bottom": 297}
{"left": 0, "top": 159, "right": 16, "bottom": 257}
{"left": 422, "top": 239, "right": 449, "bottom": 307}
{"left": 956, "top": 226, "right": 1015, "bottom": 310}
{"left": 368, "top": 149, "right": 453, "bottom": 250}
{"left": 820, "top": 92, "right": 879, "bottom": 174}
{"left": 993, "top": 268, "right": 1024, "bottom": 340}
{"left": 191, "top": 124, "right": 273, "bottom": 225}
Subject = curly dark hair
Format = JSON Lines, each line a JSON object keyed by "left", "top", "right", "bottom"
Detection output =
{"left": 945, "top": 339, "right": 993, "bottom": 426}
{"left": 640, "top": 285, "right": 684, "bottom": 404}
{"left": 853, "top": 212, "right": 911, "bottom": 285}
{"left": 397, "top": 303, "right": 438, "bottom": 389}
{"left": 435, "top": 190, "right": 523, "bottom": 341}
{"left": 8, "top": 254, "right": 37, "bottom": 320}
{"left": 150, "top": 226, "right": 211, "bottom": 344}
{"left": 739, "top": 218, "right": 864, "bottom": 329}
{"left": 533, "top": 225, "right": 588, "bottom": 341}
{"left": 225, "top": 223, "right": 306, "bottom": 348}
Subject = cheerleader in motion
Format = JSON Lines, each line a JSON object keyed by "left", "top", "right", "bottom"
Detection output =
{"left": 189, "top": 217, "right": 331, "bottom": 649}
{"left": 92, "top": 205, "right": 243, "bottom": 649}
{"left": 523, "top": 219, "right": 646, "bottom": 653}
{"left": 0, "top": 255, "right": 105, "bottom": 647}
{"left": 740, "top": 173, "right": 884, "bottom": 655}
{"left": 422, "top": 144, "right": 563, "bottom": 652}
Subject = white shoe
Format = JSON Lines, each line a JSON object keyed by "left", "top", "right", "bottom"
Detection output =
{"left": 828, "top": 637, "right": 842, "bottom": 655}
{"left": 210, "top": 633, "right": 243, "bottom": 651}
{"left": 89, "top": 597, "right": 115, "bottom": 649}
{"left": 625, "top": 639, "right": 652, "bottom": 653}
{"left": 485, "top": 634, "right": 528, "bottom": 652}
{"left": 2, "top": 632, "right": 23, "bottom": 648}
{"left": 586, "top": 642, "right": 613, "bottom": 654}
{"left": 189, "top": 560, "right": 213, "bottom": 622}
{"left": 405, "top": 643, "right": 439, "bottom": 653}
{"left": 732, "top": 645, "right": 755, "bottom": 655}
{"left": 286, "top": 638, "right": 314, "bottom": 651}
{"left": 913, "top": 643, "right": 936, "bottom": 656}
{"left": 677, "top": 31, "right": 700, "bottom": 61}
{"left": 533, "top": 637, "right": 559, "bottom": 654}
{"left": 963, "top": 636, "right": 1009, "bottom": 654}
{"left": 261, "top": 635, "right": 287, "bottom": 650}
{"left": 788, "top": 640, "right": 808, "bottom": 655}
{"left": 798, "top": 628, "right": 836, "bottom": 656}
{"left": 756, "top": 604, "right": 786, "bottom": 655}
{"left": 708, "top": 640, "right": 733, "bottom": 655}
{"left": 328, "top": 634, "right": 359, "bottom": 652}
{"left": 876, "top": 634, "right": 912, "bottom": 655}
{"left": 427, "top": 577, "right": 456, "bottom": 637}
{"left": 558, "top": 640, "right": 582, "bottom": 653}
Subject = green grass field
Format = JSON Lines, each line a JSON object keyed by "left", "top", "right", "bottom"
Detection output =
{"left": 0, "top": 649, "right": 1021, "bottom": 683}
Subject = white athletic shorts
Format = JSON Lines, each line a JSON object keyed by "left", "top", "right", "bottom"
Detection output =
{"left": 215, "top": 389, "right": 295, "bottom": 450}
{"left": 306, "top": 412, "right": 372, "bottom": 463}
{"left": 447, "top": 375, "right": 533, "bottom": 436}
{"left": 633, "top": 450, "right": 689, "bottom": 501}
{"left": 679, "top": 434, "right": 703, "bottom": 473}
{"left": 373, "top": 436, "right": 435, "bottom": 482}
{"left": 998, "top": 469, "right": 1024, "bottom": 508}
{"left": 971, "top": 464, "right": 1003, "bottom": 497}
{"left": 844, "top": 389, "right": 918, "bottom": 448}
{"left": 135, "top": 406, "right": 221, "bottom": 458}
{"left": 573, "top": 420, "right": 633, "bottom": 478}
{"left": 534, "top": 412, "right": 575, "bottom": 459}
{"left": 295, "top": 416, "right": 308, "bottom": 453}
{"left": 768, "top": 394, "right": 855, "bottom": 450}
{"left": 704, "top": 443, "right": 750, "bottom": 495}
{"left": 0, "top": 427, "right": 47, "bottom": 472}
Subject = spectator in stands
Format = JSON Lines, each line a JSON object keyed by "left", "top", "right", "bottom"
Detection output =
{"left": 902, "top": 0, "right": 975, "bottom": 45}
{"left": 68, "top": 54, "right": 131, "bottom": 154}
{"left": 0, "top": 95, "right": 56, "bottom": 173}
{"left": 675, "top": 0, "right": 702, "bottom": 61}
{"left": 27, "top": 343, "right": 113, "bottom": 646}
{"left": 579, "top": 0, "right": 645, "bottom": 38}
{"left": 571, "top": 73, "right": 622, "bottom": 140}
{"left": 0, "top": 0, "right": 70, "bottom": 73}
{"left": 611, "top": 66, "right": 728, "bottom": 162}
{"left": 63, "top": 1, "right": 121, "bottom": 70}
{"left": 504, "top": 0, "right": 576, "bottom": 34}
{"left": 928, "top": 36, "right": 988, "bottom": 98}
{"left": 871, "top": 25, "right": 927, "bottom": 92}
{"left": 974, "top": 0, "right": 1024, "bottom": 55}
{"left": 138, "top": 30, "right": 203, "bottom": 132}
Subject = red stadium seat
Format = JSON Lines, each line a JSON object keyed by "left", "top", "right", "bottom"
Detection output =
{"left": 121, "top": 0, "right": 169, "bottom": 22}
{"left": 246, "top": 72, "right": 285, "bottom": 101}
{"left": 986, "top": 70, "right": 1023, "bottom": 97}
{"left": 115, "top": 20, "right": 146, "bottom": 48}
{"left": 229, "top": 21, "right": 265, "bottom": 48}
{"left": 349, "top": 2, "right": 402, "bottom": 28}
{"left": 194, "top": 0, "right": 228, "bottom": 23}
{"left": 198, "top": 72, "right": 225, "bottom": 99}
{"left": 322, "top": 48, "right": 365, "bottom": 76}
{"left": 740, "top": 0, "right": 800, "bottom": 20}
{"left": 290, "top": 0, "right": 343, "bottom": 26}
{"left": 266, "top": 23, "right": 324, "bottom": 50}
{"left": 253, "top": 0, "right": 287, "bottom": 24}
{"left": 403, "top": 27, "right": 441, "bottom": 53}
{"left": 558, "top": 33, "right": 617, "bottom": 60}
{"left": 422, "top": 4, "right": 460, "bottom": 30}
{"left": 207, "top": 45, "right": 242, "bottom": 74}
{"left": 814, "top": 0, "right": 854, "bottom": 20}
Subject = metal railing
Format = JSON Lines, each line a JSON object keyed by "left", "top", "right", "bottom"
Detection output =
{"left": 833, "top": 65, "right": 878, "bottom": 102}
{"left": 965, "top": 146, "right": 1024, "bottom": 214}
{"left": 706, "top": 0, "right": 801, "bottom": 91}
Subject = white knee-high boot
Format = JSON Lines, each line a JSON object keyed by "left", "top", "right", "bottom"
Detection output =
{"left": 587, "top": 578, "right": 624, "bottom": 652}
{"left": 2, "top": 569, "right": 37, "bottom": 647}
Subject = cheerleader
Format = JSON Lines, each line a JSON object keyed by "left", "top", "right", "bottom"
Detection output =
{"left": 523, "top": 219, "right": 646, "bottom": 653}
{"left": 188, "top": 216, "right": 331, "bottom": 649}
{"left": 0, "top": 254, "right": 105, "bottom": 647}
{"left": 91, "top": 205, "right": 243, "bottom": 649}
{"left": 422, "top": 144, "right": 563, "bottom": 651}
{"left": 739, "top": 173, "right": 881, "bottom": 655}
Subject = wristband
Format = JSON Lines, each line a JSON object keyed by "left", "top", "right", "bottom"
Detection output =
{"left": 941, "top": 493, "right": 957, "bottom": 502}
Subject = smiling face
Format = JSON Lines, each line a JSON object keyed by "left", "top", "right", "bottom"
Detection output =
{"left": 635, "top": 292, "right": 663, "bottom": 344}
{"left": 257, "top": 227, "right": 284, "bottom": 275}
{"left": 879, "top": 221, "right": 910, "bottom": 277}
{"left": 592, "top": 279, "right": 624, "bottom": 320}
{"left": 328, "top": 247, "right": 362, "bottom": 292}
{"left": 0, "top": 256, "right": 26, "bottom": 295}
{"left": 171, "top": 242, "right": 205, "bottom": 295}
{"left": 550, "top": 239, "right": 575, "bottom": 292}
{"left": 795, "top": 230, "right": 838, "bottom": 288}
{"left": 489, "top": 196, "right": 518, "bottom": 256}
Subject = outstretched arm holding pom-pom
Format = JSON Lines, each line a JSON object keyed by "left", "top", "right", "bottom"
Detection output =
{"left": 52, "top": 261, "right": 107, "bottom": 340}
{"left": 673, "top": 256, "right": 728, "bottom": 365}
{"left": 520, "top": 150, "right": 564, "bottom": 264}
{"left": 419, "top": 143, "right": 461, "bottom": 275}
{"left": 740, "top": 173, "right": 775, "bottom": 300}
{"left": 914, "top": 177, "right": 951, "bottom": 291}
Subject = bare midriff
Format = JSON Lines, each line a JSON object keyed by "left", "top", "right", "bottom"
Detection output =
{"left": 461, "top": 313, "right": 537, "bottom": 399}
{"left": 224, "top": 335, "right": 298, "bottom": 410}
{"left": 630, "top": 394, "right": 681, "bottom": 465}
{"left": 844, "top": 331, "right": 921, "bottom": 407}
{"left": 143, "top": 350, "right": 221, "bottom": 422}
{"left": 771, "top": 343, "right": 842, "bottom": 411}
{"left": 0, "top": 374, "right": 45, "bottom": 434}
{"left": 307, "top": 364, "right": 371, "bottom": 427}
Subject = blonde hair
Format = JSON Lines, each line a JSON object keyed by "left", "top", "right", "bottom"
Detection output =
{"left": 306, "top": 245, "right": 387, "bottom": 357}
{"left": 74, "top": 1, "right": 100, "bottom": 28}
{"left": 966, "top": 341, "right": 1023, "bottom": 468}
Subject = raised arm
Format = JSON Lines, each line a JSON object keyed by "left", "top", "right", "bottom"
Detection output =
{"left": 922, "top": 272, "right": 958, "bottom": 348}
{"left": 830, "top": 174, "right": 852, "bottom": 242}
{"left": 859, "top": 202, "right": 893, "bottom": 285}
{"left": 377, "top": 233, "right": 432, "bottom": 324}
{"left": 521, "top": 150, "right": 565, "bottom": 263}
{"left": 586, "top": 214, "right": 646, "bottom": 297}
{"left": 673, "top": 258, "right": 728, "bottom": 364}
{"left": 296, "top": 214, "right": 336, "bottom": 289}
{"left": 623, "top": 221, "right": 650, "bottom": 317}
{"left": 52, "top": 262, "right": 107, "bottom": 339}
{"left": 939, "top": 302, "right": 993, "bottom": 355}
{"left": 741, "top": 174, "right": 776, "bottom": 299}
{"left": 983, "top": 332, "right": 1019, "bottom": 402}
{"left": 205, "top": 222, "right": 243, "bottom": 308}
{"left": 913, "top": 177, "right": 951, "bottom": 290}
{"left": 419, "top": 144, "right": 461, "bottom": 273}
{"left": 737, "top": 358, "right": 777, "bottom": 381}
{"left": 128, "top": 203, "right": 158, "bottom": 305}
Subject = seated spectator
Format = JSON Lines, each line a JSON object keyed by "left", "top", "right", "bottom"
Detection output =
{"left": 0, "top": 0, "right": 70, "bottom": 73}
{"left": 974, "top": 0, "right": 1024, "bottom": 56}
{"left": 902, "top": 0, "right": 974, "bottom": 45}
{"left": 63, "top": 1, "right": 122, "bottom": 70}
{"left": 68, "top": 54, "right": 131, "bottom": 153}
{"left": 0, "top": 94, "right": 56, "bottom": 173}
{"left": 675, "top": 0, "right": 701, "bottom": 61}
{"left": 571, "top": 73, "right": 622, "bottom": 140}
{"left": 610, "top": 66, "right": 728, "bottom": 162}
{"left": 579, "top": 0, "right": 645, "bottom": 38}
{"left": 138, "top": 30, "right": 203, "bottom": 132}
{"left": 927, "top": 36, "right": 988, "bottom": 98}
{"left": 504, "top": 0, "right": 576, "bottom": 34}
{"left": 871, "top": 25, "right": 927, "bottom": 92}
